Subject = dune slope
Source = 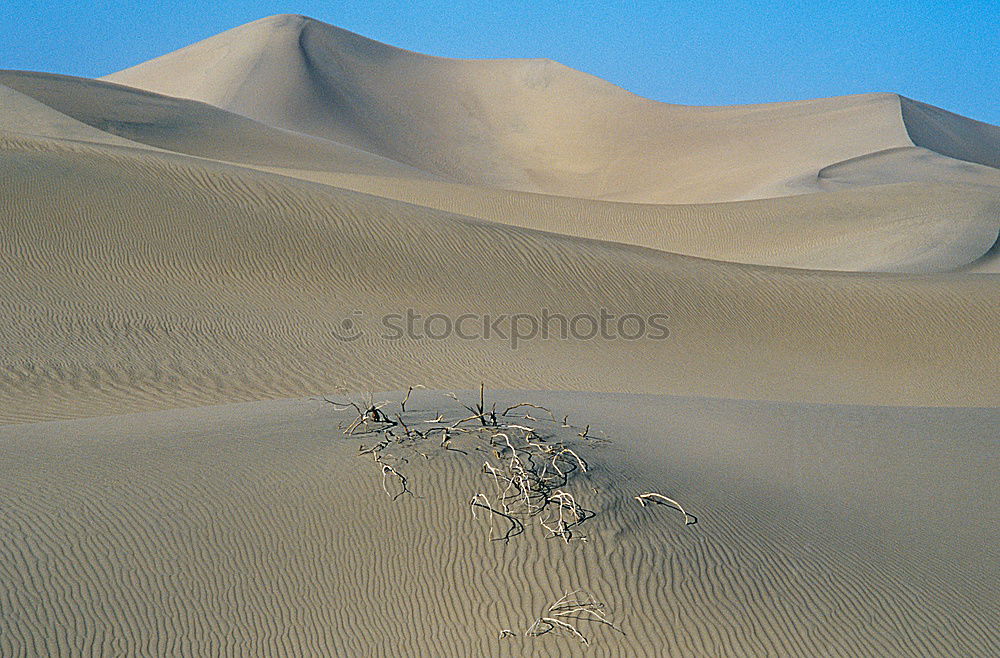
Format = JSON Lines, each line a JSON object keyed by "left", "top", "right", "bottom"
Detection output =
{"left": 901, "top": 96, "right": 1000, "bottom": 169}
{"left": 0, "top": 70, "right": 440, "bottom": 181}
{"left": 2, "top": 134, "right": 998, "bottom": 424}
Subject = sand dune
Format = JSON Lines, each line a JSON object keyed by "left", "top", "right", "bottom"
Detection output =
{"left": 0, "top": 82, "right": 146, "bottom": 149}
{"left": 1, "top": 393, "right": 996, "bottom": 655}
{"left": 2, "top": 133, "right": 998, "bottom": 424}
{"left": 248, "top": 172, "right": 999, "bottom": 272}
{"left": 103, "top": 14, "right": 1000, "bottom": 204}
{"left": 818, "top": 146, "right": 1000, "bottom": 190}
{"left": 900, "top": 96, "right": 1000, "bottom": 169}
{"left": 1, "top": 13, "right": 998, "bottom": 657}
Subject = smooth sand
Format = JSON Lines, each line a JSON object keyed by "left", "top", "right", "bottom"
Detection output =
{"left": 1, "top": 13, "right": 998, "bottom": 656}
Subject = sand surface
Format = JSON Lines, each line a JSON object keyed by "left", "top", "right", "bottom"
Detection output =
{"left": 2, "top": 392, "right": 996, "bottom": 655}
{"left": 1, "top": 13, "right": 998, "bottom": 656}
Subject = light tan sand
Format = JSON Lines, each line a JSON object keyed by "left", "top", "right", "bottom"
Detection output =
{"left": 1, "top": 392, "right": 996, "bottom": 655}
{"left": 4, "top": 70, "right": 998, "bottom": 273}
{"left": 1, "top": 13, "right": 998, "bottom": 656}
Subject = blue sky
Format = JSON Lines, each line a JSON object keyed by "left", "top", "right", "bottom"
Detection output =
{"left": 2, "top": 1, "right": 997, "bottom": 124}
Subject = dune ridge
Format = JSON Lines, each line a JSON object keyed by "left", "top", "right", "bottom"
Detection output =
{"left": 3, "top": 70, "right": 998, "bottom": 274}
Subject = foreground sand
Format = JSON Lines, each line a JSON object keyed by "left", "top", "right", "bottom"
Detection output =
{"left": 1, "top": 391, "right": 996, "bottom": 655}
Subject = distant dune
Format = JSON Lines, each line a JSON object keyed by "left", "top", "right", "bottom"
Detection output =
{"left": 1, "top": 13, "right": 998, "bottom": 656}
{"left": 103, "top": 15, "right": 1000, "bottom": 203}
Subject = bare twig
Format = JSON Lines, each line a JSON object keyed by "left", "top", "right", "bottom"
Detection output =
{"left": 470, "top": 493, "right": 525, "bottom": 543}
{"left": 634, "top": 492, "right": 697, "bottom": 525}
{"left": 318, "top": 396, "right": 362, "bottom": 414}
{"left": 548, "top": 590, "right": 623, "bottom": 633}
{"left": 377, "top": 456, "right": 412, "bottom": 500}
{"left": 401, "top": 385, "right": 424, "bottom": 412}
{"left": 458, "top": 382, "right": 497, "bottom": 426}
{"left": 540, "top": 490, "right": 592, "bottom": 543}
{"left": 525, "top": 617, "right": 590, "bottom": 645}
{"left": 551, "top": 447, "right": 588, "bottom": 477}
{"left": 358, "top": 433, "right": 391, "bottom": 456}
{"left": 451, "top": 413, "right": 488, "bottom": 428}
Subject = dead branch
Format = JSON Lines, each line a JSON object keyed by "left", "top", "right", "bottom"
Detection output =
{"left": 634, "top": 492, "right": 697, "bottom": 525}
{"left": 319, "top": 396, "right": 363, "bottom": 415}
{"left": 525, "top": 617, "right": 590, "bottom": 645}
{"left": 502, "top": 402, "right": 557, "bottom": 423}
{"left": 358, "top": 432, "right": 391, "bottom": 456}
{"left": 401, "top": 385, "right": 424, "bottom": 412}
{"left": 550, "top": 447, "right": 588, "bottom": 477}
{"left": 547, "top": 590, "right": 623, "bottom": 632}
{"left": 540, "top": 490, "right": 591, "bottom": 543}
{"left": 450, "top": 412, "right": 488, "bottom": 428}
{"left": 344, "top": 401, "right": 396, "bottom": 435}
{"left": 377, "top": 455, "right": 412, "bottom": 500}
{"left": 524, "top": 590, "right": 622, "bottom": 645}
{"left": 395, "top": 414, "right": 412, "bottom": 438}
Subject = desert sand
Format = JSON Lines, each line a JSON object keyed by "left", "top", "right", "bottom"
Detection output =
{"left": 1, "top": 13, "right": 998, "bottom": 656}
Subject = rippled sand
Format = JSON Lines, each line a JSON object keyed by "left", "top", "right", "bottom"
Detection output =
{"left": 1, "top": 14, "right": 998, "bottom": 655}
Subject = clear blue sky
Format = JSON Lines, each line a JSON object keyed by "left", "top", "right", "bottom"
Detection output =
{"left": 2, "top": 1, "right": 997, "bottom": 124}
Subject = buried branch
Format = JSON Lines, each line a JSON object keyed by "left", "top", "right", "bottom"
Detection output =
{"left": 502, "top": 402, "right": 557, "bottom": 423}
{"left": 525, "top": 590, "right": 623, "bottom": 645}
{"left": 322, "top": 386, "right": 699, "bottom": 546}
